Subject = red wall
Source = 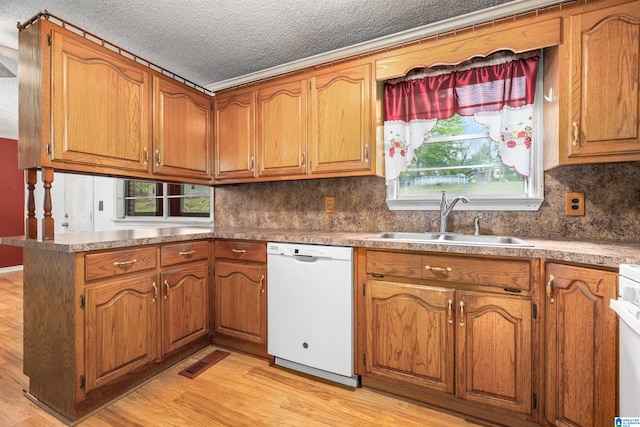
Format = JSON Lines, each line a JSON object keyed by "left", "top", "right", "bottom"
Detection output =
{"left": 0, "top": 138, "right": 23, "bottom": 267}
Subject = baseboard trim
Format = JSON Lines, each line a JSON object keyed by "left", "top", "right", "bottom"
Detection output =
{"left": 0, "top": 265, "right": 23, "bottom": 274}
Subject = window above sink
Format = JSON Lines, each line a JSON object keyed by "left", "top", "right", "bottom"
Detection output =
{"left": 384, "top": 51, "right": 544, "bottom": 212}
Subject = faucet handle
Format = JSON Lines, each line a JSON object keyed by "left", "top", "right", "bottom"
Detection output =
{"left": 474, "top": 214, "right": 482, "bottom": 235}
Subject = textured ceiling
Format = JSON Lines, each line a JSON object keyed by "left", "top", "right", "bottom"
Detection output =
{"left": 0, "top": 0, "right": 515, "bottom": 88}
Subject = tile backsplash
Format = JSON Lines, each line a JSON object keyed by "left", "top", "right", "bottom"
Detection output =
{"left": 214, "top": 162, "right": 640, "bottom": 241}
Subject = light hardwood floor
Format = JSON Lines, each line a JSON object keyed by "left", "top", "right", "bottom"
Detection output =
{"left": 0, "top": 270, "right": 479, "bottom": 426}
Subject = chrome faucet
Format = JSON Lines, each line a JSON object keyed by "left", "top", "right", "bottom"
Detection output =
{"left": 440, "top": 191, "right": 469, "bottom": 233}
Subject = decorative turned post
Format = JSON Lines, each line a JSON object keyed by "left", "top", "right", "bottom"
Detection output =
{"left": 42, "top": 167, "right": 54, "bottom": 240}
{"left": 26, "top": 168, "right": 37, "bottom": 239}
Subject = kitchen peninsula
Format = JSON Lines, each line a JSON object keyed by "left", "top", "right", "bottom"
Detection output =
{"left": 2, "top": 226, "right": 636, "bottom": 425}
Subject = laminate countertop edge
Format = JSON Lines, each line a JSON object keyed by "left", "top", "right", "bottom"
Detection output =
{"left": 2, "top": 226, "right": 639, "bottom": 268}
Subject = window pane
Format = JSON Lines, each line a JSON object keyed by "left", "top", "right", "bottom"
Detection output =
{"left": 124, "top": 181, "right": 163, "bottom": 216}
{"left": 398, "top": 114, "right": 526, "bottom": 198}
{"left": 167, "top": 184, "right": 211, "bottom": 217}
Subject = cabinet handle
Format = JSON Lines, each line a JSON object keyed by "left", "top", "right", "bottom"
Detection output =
{"left": 231, "top": 249, "right": 246, "bottom": 254}
{"left": 459, "top": 301, "right": 465, "bottom": 327}
{"left": 364, "top": 143, "right": 369, "bottom": 161}
{"left": 179, "top": 250, "right": 195, "bottom": 256}
{"left": 572, "top": 122, "right": 580, "bottom": 147}
{"left": 301, "top": 152, "right": 305, "bottom": 168}
{"left": 260, "top": 274, "right": 265, "bottom": 293}
{"left": 155, "top": 149, "right": 161, "bottom": 166}
{"left": 113, "top": 259, "right": 137, "bottom": 267}
{"left": 425, "top": 265, "right": 452, "bottom": 273}
{"left": 164, "top": 280, "right": 170, "bottom": 299}
{"left": 546, "top": 274, "right": 555, "bottom": 304}
{"left": 249, "top": 156, "right": 254, "bottom": 171}
{"left": 152, "top": 282, "right": 158, "bottom": 302}
{"left": 143, "top": 147, "right": 149, "bottom": 165}
{"left": 447, "top": 299, "right": 453, "bottom": 324}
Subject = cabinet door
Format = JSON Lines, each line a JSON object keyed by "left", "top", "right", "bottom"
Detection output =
{"left": 568, "top": 2, "right": 640, "bottom": 159}
{"left": 153, "top": 76, "right": 212, "bottom": 180}
{"left": 50, "top": 28, "right": 151, "bottom": 172}
{"left": 364, "top": 279, "right": 455, "bottom": 394}
{"left": 214, "top": 260, "right": 266, "bottom": 345}
{"left": 161, "top": 261, "right": 209, "bottom": 355}
{"left": 309, "top": 63, "right": 372, "bottom": 175}
{"left": 456, "top": 291, "right": 532, "bottom": 414}
{"left": 544, "top": 263, "right": 618, "bottom": 427}
{"left": 257, "top": 79, "right": 308, "bottom": 177}
{"left": 84, "top": 273, "right": 158, "bottom": 392}
{"left": 214, "top": 90, "right": 256, "bottom": 179}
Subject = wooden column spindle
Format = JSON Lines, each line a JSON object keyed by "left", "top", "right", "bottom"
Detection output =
{"left": 41, "top": 167, "right": 54, "bottom": 241}
{"left": 26, "top": 168, "right": 37, "bottom": 239}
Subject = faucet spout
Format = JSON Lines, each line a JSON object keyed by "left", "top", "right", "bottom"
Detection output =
{"left": 439, "top": 191, "right": 469, "bottom": 233}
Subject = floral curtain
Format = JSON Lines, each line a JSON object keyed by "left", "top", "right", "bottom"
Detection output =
{"left": 383, "top": 52, "right": 539, "bottom": 183}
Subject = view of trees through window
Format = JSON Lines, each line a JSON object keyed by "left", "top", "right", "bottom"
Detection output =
{"left": 124, "top": 181, "right": 211, "bottom": 218}
{"left": 398, "top": 114, "right": 526, "bottom": 197}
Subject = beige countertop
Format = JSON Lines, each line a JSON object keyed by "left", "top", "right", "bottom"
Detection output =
{"left": 2, "top": 226, "right": 639, "bottom": 268}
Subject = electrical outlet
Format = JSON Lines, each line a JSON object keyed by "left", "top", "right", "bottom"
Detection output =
{"left": 565, "top": 192, "right": 585, "bottom": 216}
{"left": 325, "top": 196, "right": 336, "bottom": 214}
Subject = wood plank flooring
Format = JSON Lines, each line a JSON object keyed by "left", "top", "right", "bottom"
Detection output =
{"left": 0, "top": 270, "right": 479, "bottom": 426}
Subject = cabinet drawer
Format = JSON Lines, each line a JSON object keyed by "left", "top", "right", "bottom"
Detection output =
{"left": 85, "top": 246, "right": 157, "bottom": 281}
{"left": 214, "top": 240, "right": 266, "bottom": 263}
{"left": 161, "top": 240, "right": 210, "bottom": 267}
{"left": 366, "top": 251, "right": 423, "bottom": 278}
{"left": 367, "top": 250, "right": 531, "bottom": 290}
{"left": 422, "top": 254, "right": 530, "bottom": 290}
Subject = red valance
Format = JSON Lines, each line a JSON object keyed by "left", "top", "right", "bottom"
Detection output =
{"left": 384, "top": 55, "right": 539, "bottom": 122}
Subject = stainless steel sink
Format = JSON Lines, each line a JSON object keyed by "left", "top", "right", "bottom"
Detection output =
{"left": 371, "top": 232, "right": 532, "bottom": 247}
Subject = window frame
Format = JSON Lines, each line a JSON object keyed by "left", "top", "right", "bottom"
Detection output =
{"left": 385, "top": 55, "right": 545, "bottom": 212}
{"left": 115, "top": 179, "right": 214, "bottom": 224}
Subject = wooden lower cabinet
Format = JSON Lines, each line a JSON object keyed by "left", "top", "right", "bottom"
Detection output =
{"left": 22, "top": 242, "right": 210, "bottom": 422}
{"left": 84, "top": 272, "right": 158, "bottom": 393}
{"left": 364, "top": 280, "right": 455, "bottom": 394}
{"left": 364, "top": 279, "right": 533, "bottom": 419}
{"left": 457, "top": 291, "right": 532, "bottom": 414}
{"left": 544, "top": 262, "right": 618, "bottom": 427}
{"left": 358, "top": 249, "right": 538, "bottom": 426}
{"left": 160, "top": 261, "right": 210, "bottom": 355}
{"left": 212, "top": 240, "right": 269, "bottom": 358}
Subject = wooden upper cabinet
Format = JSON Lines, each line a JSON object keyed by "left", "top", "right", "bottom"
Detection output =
{"left": 214, "top": 89, "right": 256, "bottom": 180}
{"left": 309, "top": 62, "right": 372, "bottom": 175}
{"left": 257, "top": 79, "right": 308, "bottom": 177}
{"left": 569, "top": 2, "right": 640, "bottom": 158}
{"left": 545, "top": 1, "right": 640, "bottom": 167}
{"left": 49, "top": 24, "right": 151, "bottom": 172}
{"left": 153, "top": 76, "right": 212, "bottom": 181}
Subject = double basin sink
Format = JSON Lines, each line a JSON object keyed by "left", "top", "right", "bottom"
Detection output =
{"left": 370, "top": 232, "right": 532, "bottom": 247}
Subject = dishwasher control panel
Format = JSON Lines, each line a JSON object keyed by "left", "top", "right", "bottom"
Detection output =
{"left": 267, "top": 242, "right": 352, "bottom": 260}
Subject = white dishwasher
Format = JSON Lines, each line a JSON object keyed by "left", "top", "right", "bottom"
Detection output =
{"left": 267, "top": 242, "right": 358, "bottom": 387}
{"left": 610, "top": 264, "right": 640, "bottom": 418}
